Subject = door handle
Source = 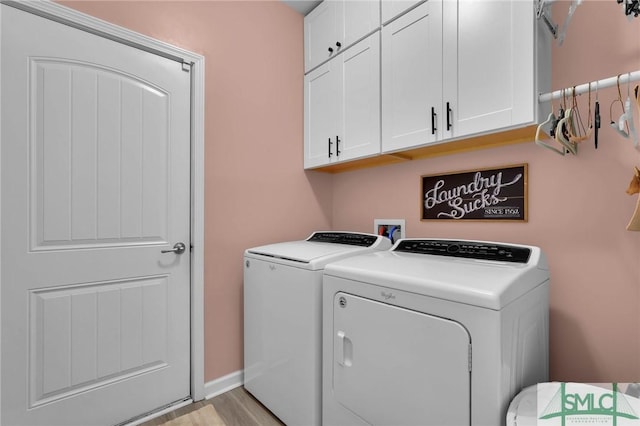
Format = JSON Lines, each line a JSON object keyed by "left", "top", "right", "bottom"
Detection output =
{"left": 446, "top": 102, "right": 452, "bottom": 131}
{"left": 431, "top": 107, "right": 437, "bottom": 135}
{"left": 336, "top": 330, "right": 353, "bottom": 367}
{"left": 161, "top": 242, "right": 186, "bottom": 254}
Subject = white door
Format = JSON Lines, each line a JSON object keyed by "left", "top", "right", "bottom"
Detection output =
{"left": 304, "top": 59, "right": 341, "bottom": 169}
{"left": 381, "top": 0, "right": 425, "bottom": 25}
{"left": 304, "top": 0, "right": 340, "bottom": 73}
{"left": 382, "top": 0, "right": 443, "bottom": 153}
{"left": 1, "top": 5, "right": 191, "bottom": 425}
{"left": 342, "top": 0, "right": 379, "bottom": 50}
{"left": 340, "top": 32, "right": 381, "bottom": 163}
{"left": 332, "top": 293, "right": 471, "bottom": 426}
{"left": 442, "top": 0, "right": 535, "bottom": 138}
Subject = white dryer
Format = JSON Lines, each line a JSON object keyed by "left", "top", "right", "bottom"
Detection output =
{"left": 322, "top": 239, "right": 550, "bottom": 426}
{"left": 244, "top": 232, "right": 392, "bottom": 426}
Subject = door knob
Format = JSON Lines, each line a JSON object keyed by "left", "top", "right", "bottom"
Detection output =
{"left": 161, "top": 242, "right": 186, "bottom": 254}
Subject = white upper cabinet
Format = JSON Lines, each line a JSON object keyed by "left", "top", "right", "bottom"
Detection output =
{"left": 305, "top": 1, "right": 340, "bottom": 73}
{"left": 340, "top": 33, "right": 381, "bottom": 163}
{"left": 305, "top": 33, "right": 380, "bottom": 169}
{"left": 304, "top": 59, "right": 341, "bottom": 168}
{"left": 381, "top": 0, "right": 549, "bottom": 154}
{"left": 303, "top": 0, "right": 550, "bottom": 170}
{"left": 381, "top": 0, "right": 443, "bottom": 153}
{"left": 304, "top": 0, "right": 380, "bottom": 73}
{"left": 442, "top": 0, "right": 541, "bottom": 140}
{"left": 381, "top": 0, "right": 426, "bottom": 24}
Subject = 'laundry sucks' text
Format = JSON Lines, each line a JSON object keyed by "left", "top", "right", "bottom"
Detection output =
{"left": 424, "top": 171, "right": 523, "bottom": 219}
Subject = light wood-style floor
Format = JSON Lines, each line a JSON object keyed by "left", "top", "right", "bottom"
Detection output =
{"left": 139, "top": 387, "right": 284, "bottom": 426}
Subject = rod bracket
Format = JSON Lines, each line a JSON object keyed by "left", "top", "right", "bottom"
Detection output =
{"left": 536, "top": 0, "right": 558, "bottom": 39}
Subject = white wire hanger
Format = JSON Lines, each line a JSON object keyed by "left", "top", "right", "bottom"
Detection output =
{"left": 610, "top": 74, "right": 639, "bottom": 149}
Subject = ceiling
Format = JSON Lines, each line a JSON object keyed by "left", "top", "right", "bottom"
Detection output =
{"left": 281, "top": 0, "right": 322, "bottom": 15}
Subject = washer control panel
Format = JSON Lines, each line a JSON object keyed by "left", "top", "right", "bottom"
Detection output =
{"left": 307, "top": 232, "right": 378, "bottom": 247}
{"left": 394, "top": 239, "right": 531, "bottom": 263}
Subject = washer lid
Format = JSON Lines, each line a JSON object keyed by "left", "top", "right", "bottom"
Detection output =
{"left": 323, "top": 239, "right": 549, "bottom": 310}
{"left": 245, "top": 232, "right": 391, "bottom": 269}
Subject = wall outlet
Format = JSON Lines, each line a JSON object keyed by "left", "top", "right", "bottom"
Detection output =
{"left": 374, "top": 219, "right": 406, "bottom": 244}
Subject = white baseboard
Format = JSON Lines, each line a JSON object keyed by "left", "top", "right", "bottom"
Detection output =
{"left": 204, "top": 370, "right": 244, "bottom": 400}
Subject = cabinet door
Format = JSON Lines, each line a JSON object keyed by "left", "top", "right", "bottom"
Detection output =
{"left": 304, "top": 60, "right": 342, "bottom": 169}
{"left": 305, "top": 1, "right": 340, "bottom": 73}
{"left": 382, "top": 0, "right": 443, "bottom": 153}
{"left": 442, "top": 0, "right": 536, "bottom": 139}
{"left": 381, "top": 0, "right": 426, "bottom": 24}
{"left": 338, "top": 32, "right": 380, "bottom": 162}
{"left": 342, "top": 0, "right": 380, "bottom": 48}
{"left": 332, "top": 293, "right": 471, "bottom": 426}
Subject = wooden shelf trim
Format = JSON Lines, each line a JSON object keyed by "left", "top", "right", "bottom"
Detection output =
{"left": 309, "top": 125, "right": 537, "bottom": 173}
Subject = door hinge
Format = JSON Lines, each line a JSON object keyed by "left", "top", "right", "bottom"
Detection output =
{"left": 468, "top": 343, "right": 472, "bottom": 372}
{"left": 182, "top": 61, "right": 191, "bottom": 72}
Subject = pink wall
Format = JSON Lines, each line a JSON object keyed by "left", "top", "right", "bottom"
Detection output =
{"left": 58, "top": 0, "right": 640, "bottom": 384}
{"left": 331, "top": 0, "right": 640, "bottom": 381}
{"left": 57, "top": 0, "right": 333, "bottom": 382}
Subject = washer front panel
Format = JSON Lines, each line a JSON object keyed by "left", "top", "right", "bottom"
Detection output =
{"left": 244, "top": 259, "right": 323, "bottom": 425}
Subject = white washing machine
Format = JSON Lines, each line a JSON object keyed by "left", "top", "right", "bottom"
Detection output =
{"left": 244, "top": 231, "right": 392, "bottom": 426}
{"left": 322, "top": 238, "right": 550, "bottom": 426}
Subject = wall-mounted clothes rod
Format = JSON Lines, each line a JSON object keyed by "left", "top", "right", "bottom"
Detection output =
{"left": 539, "top": 70, "right": 640, "bottom": 103}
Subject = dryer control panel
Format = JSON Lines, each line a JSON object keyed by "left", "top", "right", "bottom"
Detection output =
{"left": 307, "top": 232, "right": 379, "bottom": 247}
{"left": 394, "top": 239, "right": 531, "bottom": 263}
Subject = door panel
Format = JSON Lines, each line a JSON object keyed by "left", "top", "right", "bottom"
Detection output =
{"left": 332, "top": 293, "right": 471, "bottom": 426}
{"left": 32, "top": 60, "right": 169, "bottom": 250}
{"left": 342, "top": 0, "right": 379, "bottom": 49}
{"left": 30, "top": 277, "right": 169, "bottom": 407}
{"left": 304, "top": 0, "right": 339, "bottom": 72}
{"left": 304, "top": 60, "right": 341, "bottom": 168}
{"left": 340, "top": 32, "right": 380, "bottom": 162}
{"left": 382, "top": 0, "right": 443, "bottom": 153}
{"left": 443, "top": 0, "right": 535, "bottom": 138}
{"left": 1, "top": 5, "right": 191, "bottom": 425}
{"left": 381, "top": 0, "right": 425, "bottom": 25}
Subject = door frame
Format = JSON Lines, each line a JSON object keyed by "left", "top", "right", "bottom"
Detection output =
{"left": 0, "top": 0, "right": 206, "bottom": 414}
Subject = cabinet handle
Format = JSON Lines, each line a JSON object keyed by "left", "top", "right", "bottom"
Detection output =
{"left": 328, "top": 137, "right": 333, "bottom": 158}
{"left": 446, "top": 102, "right": 452, "bottom": 131}
{"left": 336, "top": 135, "right": 341, "bottom": 156}
{"left": 328, "top": 47, "right": 334, "bottom": 53}
{"left": 336, "top": 41, "right": 342, "bottom": 48}
{"left": 431, "top": 107, "right": 437, "bottom": 135}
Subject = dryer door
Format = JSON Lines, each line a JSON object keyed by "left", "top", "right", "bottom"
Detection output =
{"left": 332, "top": 293, "right": 471, "bottom": 426}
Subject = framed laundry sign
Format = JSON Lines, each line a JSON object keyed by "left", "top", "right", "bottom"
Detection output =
{"left": 421, "top": 164, "right": 528, "bottom": 221}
